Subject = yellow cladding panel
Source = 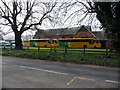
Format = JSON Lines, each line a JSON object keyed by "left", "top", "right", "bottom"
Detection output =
{"left": 53, "top": 43, "right": 59, "bottom": 47}
{"left": 22, "top": 42, "right": 30, "bottom": 46}
{"left": 94, "top": 43, "right": 101, "bottom": 48}
{"left": 36, "top": 42, "right": 51, "bottom": 47}
{"left": 70, "top": 42, "right": 94, "bottom": 48}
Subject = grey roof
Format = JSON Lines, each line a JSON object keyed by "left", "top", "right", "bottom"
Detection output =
{"left": 35, "top": 29, "right": 45, "bottom": 34}
{"left": 45, "top": 27, "right": 80, "bottom": 36}
{"left": 44, "top": 25, "right": 91, "bottom": 36}
{"left": 92, "top": 31, "right": 107, "bottom": 40}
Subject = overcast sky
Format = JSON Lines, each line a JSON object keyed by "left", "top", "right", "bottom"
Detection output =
{"left": 0, "top": 0, "right": 102, "bottom": 40}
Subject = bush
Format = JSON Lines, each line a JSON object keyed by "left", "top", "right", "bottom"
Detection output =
{"left": 1, "top": 49, "right": 120, "bottom": 67}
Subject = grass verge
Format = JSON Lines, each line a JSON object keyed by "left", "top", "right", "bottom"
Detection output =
{"left": 1, "top": 49, "right": 120, "bottom": 67}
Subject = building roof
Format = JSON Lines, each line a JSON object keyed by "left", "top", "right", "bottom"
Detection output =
{"left": 44, "top": 25, "right": 91, "bottom": 36}
{"left": 35, "top": 29, "right": 45, "bottom": 34}
{"left": 92, "top": 31, "right": 107, "bottom": 40}
{"left": 45, "top": 27, "right": 78, "bottom": 36}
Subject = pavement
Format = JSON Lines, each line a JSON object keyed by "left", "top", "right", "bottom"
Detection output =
{"left": 1, "top": 56, "right": 120, "bottom": 88}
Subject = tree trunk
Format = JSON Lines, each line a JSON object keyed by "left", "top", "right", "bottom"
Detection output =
{"left": 14, "top": 32, "right": 23, "bottom": 50}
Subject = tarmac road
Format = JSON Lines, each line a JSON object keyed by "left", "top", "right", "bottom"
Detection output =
{"left": 2, "top": 56, "right": 120, "bottom": 88}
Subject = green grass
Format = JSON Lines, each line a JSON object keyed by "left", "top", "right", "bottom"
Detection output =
{"left": 1, "top": 48, "right": 120, "bottom": 67}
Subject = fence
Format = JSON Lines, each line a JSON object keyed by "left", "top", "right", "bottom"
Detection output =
{"left": 1, "top": 46, "right": 110, "bottom": 55}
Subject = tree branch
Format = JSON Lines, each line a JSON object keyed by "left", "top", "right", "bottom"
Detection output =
{"left": 22, "top": 2, "right": 57, "bottom": 32}
{"left": 1, "top": 0, "right": 13, "bottom": 15}
{"left": 20, "top": 1, "right": 35, "bottom": 32}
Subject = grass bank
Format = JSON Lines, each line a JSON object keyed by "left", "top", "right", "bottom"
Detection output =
{"left": 1, "top": 49, "right": 120, "bottom": 67}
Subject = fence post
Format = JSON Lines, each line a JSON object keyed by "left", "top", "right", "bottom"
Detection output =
{"left": 83, "top": 47, "right": 85, "bottom": 53}
{"left": 27, "top": 46, "right": 29, "bottom": 50}
{"left": 3, "top": 46, "right": 5, "bottom": 49}
{"left": 10, "top": 46, "right": 12, "bottom": 50}
{"left": 106, "top": 40, "right": 109, "bottom": 55}
{"left": 65, "top": 47, "right": 67, "bottom": 53}
{"left": 54, "top": 47, "right": 56, "bottom": 52}
{"left": 106, "top": 48, "right": 108, "bottom": 55}
{"left": 38, "top": 47, "right": 40, "bottom": 51}
{"left": 50, "top": 47, "right": 52, "bottom": 52}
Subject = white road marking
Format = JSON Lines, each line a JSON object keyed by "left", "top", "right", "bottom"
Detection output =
{"left": 20, "top": 65, "right": 69, "bottom": 76}
{"left": 106, "top": 80, "right": 120, "bottom": 84}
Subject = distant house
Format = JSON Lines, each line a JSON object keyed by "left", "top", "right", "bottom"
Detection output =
{"left": 92, "top": 30, "right": 107, "bottom": 40}
{"left": 0, "top": 34, "right": 3, "bottom": 40}
{"left": 33, "top": 29, "right": 47, "bottom": 39}
{"left": 33, "top": 25, "right": 106, "bottom": 40}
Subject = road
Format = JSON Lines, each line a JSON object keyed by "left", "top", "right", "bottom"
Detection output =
{"left": 2, "top": 56, "right": 120, "bottom": 88}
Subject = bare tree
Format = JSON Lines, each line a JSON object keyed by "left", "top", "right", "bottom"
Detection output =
{"left": 46, "top": 1, "right": 82, "bottom": 28}
{"left": 45, "top": 0, "right": 99, "bottom": 29}
{"left": 0, "top": 0, "right": 57, "bottom": 49}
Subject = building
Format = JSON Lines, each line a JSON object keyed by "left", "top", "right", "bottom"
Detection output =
{"left": 0, "top": 34, "right": 3, "bottom": 40}
{"left": 33, "top": 25, "right": 106, "bottom": 40}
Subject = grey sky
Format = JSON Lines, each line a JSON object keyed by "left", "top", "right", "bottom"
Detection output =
{"left": 0, "top": 0, "right": 104, "bottom": 40}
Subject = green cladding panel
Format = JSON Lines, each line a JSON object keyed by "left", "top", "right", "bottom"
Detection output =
{"left": 30, "top": 41, "right": 36, "bottom": 46}
{"left": 59, "top": 42, "right": 69, "bottom": 47}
